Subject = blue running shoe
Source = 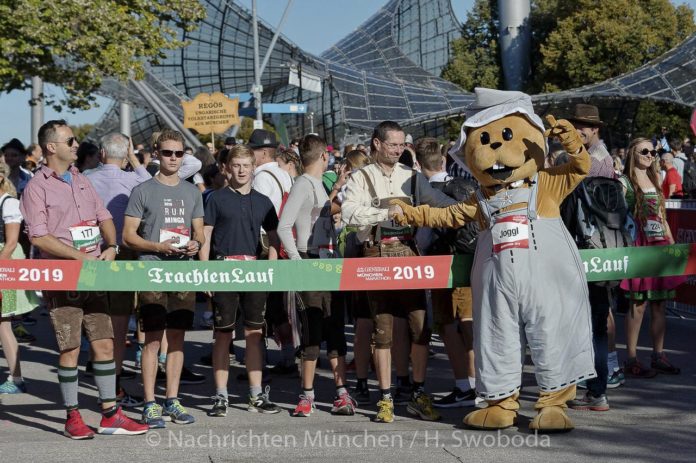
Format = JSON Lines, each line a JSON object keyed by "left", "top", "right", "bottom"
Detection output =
{"left": 0, "top": 379, "right": 27, "bottom": 394}
{"left": 142, "top": 402, "right": 166, "bottom": 429}
{"left": 163, "top": 399, "right": 196, "bottom": 424}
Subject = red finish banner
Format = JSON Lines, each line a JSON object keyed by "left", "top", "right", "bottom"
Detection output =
{"left": 338, "top": 255, "right": 453, "bottom": 291}
{"left": 0, "top": 260, "right": 82, "bottom": 290}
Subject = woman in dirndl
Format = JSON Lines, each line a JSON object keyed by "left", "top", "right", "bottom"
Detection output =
{"left": 619, "top": 138, "right": 685, "bottom": 378}
{"left": 0, "top": 159, "right": 35, "bottom": 394}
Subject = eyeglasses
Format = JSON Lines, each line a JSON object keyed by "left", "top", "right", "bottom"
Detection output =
{"left": 159, "top": 149, "right": 185, "bottom": 158}
{"left": 381, "top": 142, "right": 406, "bottom": 150}
{"left": 639, "top": 149, "right": 658, "bottom": 157}
{"left": 53, "top": 137, "right": 79, "bottom": 147}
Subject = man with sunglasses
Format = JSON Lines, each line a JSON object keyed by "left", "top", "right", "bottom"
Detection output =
{"left": 123, "top": 129, "right": 205, "bottom": 428}
{"left": 20, "top": 119, "right": 148, "bottom": 439}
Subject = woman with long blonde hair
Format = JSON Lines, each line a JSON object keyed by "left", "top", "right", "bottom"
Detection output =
{"left": 0, "top": 159, "right": 33, "bottom": 394}
{"left": 619, "top": 138, "right": 685, "bottom": 378}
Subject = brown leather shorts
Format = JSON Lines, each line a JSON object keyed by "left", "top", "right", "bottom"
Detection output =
{"left": 46, "top": 291, "right": 112, "bottom": 352}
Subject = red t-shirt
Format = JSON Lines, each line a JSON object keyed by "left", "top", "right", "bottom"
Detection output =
{"left": 662, "top": 167, "right": 683, "bottom": 199}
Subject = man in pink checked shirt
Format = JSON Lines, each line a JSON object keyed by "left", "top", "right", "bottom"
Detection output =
{"left": 20, "top": 119, "right": 147, "bottom": 440}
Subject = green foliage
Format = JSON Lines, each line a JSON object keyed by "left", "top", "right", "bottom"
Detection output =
{"left": 442, "top": 0, "right": 696, "bottom": 93}
{"left": 441, "top": 0, "right": 502, "bottom": 91}
{"left": 534, "top": 0, "right": 696, "bottom": 92}
{"left": 72, "top": 123, "right": 94, "bottom": 143}
{"left": 0, "top": 0, "right": 206, "bottom": 111}
{"left": 633, "top": 101, "right": 692, "bottom": 141}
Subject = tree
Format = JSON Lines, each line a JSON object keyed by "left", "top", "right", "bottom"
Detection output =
{"left": 0, "top": 1, "right": 206, "bottom": 111}
{"left": 441, "top": 0, "right": 502, "bottom": 91}
{"left": 442, "top": 0, "right": 696, "bottom": 93}
{"left": 535, "top": 0, "right": 696, "bottom": 92}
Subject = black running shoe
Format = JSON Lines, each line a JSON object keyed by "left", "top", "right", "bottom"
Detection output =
{"left": 208, "top": 394, "right": 228, "bottom": 417}
{"left": 248, "top": 386, "right": 282, "bottom": 414}
{"left": 433, "top": 387, "right": 479, "bottom": 408}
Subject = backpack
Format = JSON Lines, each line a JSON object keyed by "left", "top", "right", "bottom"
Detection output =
{"left": 561, "top": 177, "right": 634, "bottom": 286}
{"left": 681, "top": 158, "right": 696, "bottom": 198}
{"left": 427, "top": 177, "right": 481, "bottom": 255}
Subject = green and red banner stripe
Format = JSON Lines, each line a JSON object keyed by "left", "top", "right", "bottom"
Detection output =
{"left": 0, "top": 244, "right": 694, "bottom": 292}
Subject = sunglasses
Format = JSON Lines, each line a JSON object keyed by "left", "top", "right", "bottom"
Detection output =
{"left": 159, "top": 149, "right": 185, "bottom": 158}
{"left": 54, "top": 136, "right": 79, "bottom": 147}
{"left": 639, "top": 149, "right": 658, "bottom": 157}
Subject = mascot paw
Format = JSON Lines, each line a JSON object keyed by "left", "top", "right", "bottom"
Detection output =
{"left": 389, "top": 199, "right": 417, "bottom": 226}
{"left": 544, "top": 115, "right": 583, "bottom": 155}
{"left": 529, "top": 406, "right": 574, "bottom": 433}
{"left": 463, "top": 397, "right": 519, "bottom": 430}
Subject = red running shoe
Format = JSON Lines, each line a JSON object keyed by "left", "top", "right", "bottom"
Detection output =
{"left": 98, "top": 407, "right": 149, "bottom": 435}
{"left": 331, "top": 392, "right": 357, "bottom": 415}
{"left": 64, "top": 409, "right": 95, "bottom": 440}
{"left": 292, "top": 395, "right": 315, "bottom": 417}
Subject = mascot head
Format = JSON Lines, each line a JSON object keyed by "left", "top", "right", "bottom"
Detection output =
{"left": 449, "top": 88, "right": 546, "bottom": 189}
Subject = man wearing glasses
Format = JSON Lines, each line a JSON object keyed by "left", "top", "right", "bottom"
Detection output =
{"left": 342, "top": 120, "right": 455, "bottom": 424}
{"left": 20, "top": 119, "right": 148, "bottom": 439}
{"left": 123, "top": 129, "right": 205, "bottom": 428}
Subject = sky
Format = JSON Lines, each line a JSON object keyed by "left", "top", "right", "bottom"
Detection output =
{"left": 0, "top": 0, "right": 693, "bottom": 145}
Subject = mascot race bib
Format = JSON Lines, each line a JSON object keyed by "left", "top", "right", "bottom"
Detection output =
{"left": 492, "top": 215, "right": 529, "bottom": 253}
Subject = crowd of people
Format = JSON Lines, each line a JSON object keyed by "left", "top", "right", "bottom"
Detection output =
{"left": 0, "top": 109, "right": 687, "bottom": 438}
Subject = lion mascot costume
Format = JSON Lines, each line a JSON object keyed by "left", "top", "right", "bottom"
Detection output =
{"left": 392, "top": 88, "right": 596, "bottom": 432}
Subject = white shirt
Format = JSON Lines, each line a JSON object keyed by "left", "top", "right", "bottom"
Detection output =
{"left": 0, "top": 193, "right": 23, "bottom": 225}
{"left": 252, "top": 162, "right": 293, "bottom": 214}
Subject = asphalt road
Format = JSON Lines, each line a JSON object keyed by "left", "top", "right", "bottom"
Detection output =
{"left": 1, "top": 305, "right": 694, "bottom": 462}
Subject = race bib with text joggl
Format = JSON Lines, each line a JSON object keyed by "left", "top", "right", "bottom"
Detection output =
{"left": 491, "top": 215, "right": 529, "bottom": 253}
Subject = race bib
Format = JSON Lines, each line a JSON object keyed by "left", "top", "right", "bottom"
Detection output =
{"left": 160, "top": 226, "right": 190, "bottom": 247}
{"left": 644, "top": 215, "right": 665, "bottom": 242}
{"left": 491, "top": 215, "right": 529, "bottom": 253}
{"left": 224, "top": 255, "right": 257, "bottom": 261}
{"left": 376, "top": 221, "right": 413, "bottom": 243}
{"left": 69, "top": 220, "right": 100, "bottom": 253}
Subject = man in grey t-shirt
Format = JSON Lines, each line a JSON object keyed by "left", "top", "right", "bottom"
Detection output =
{"left": 123, "top": 129, "right": 205, "bottom": 428}
{"left": 277, "top": 135, "right": 355, "bottom": 417}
